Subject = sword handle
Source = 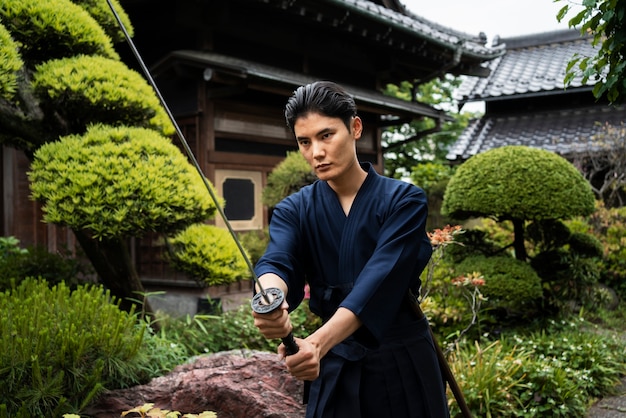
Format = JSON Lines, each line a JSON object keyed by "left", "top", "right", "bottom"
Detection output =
{"left": 251, "top": 287, "right": 299, "bottom": 355}
{"left": 281, "top": 332, "right": 299, "bottom": 356}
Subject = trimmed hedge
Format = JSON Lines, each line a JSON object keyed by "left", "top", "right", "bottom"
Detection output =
{"left": 0, "top": 0, "right": 119, "bottom": 63}
{"left": 442, "top": 146, "right": 595, "bottom": 221}
{"left": 168, "top": 223, "right": 250, "bottom": 286}
{"left": 32, "top": 55, "right": 173, "bottom": 136}
{"left": 29, "top": 124, "right": 215, "bottom": 239}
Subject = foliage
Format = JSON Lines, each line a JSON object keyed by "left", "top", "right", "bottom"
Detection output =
{"left": 29, "top": 124, "right": 215, "bottom": 240}
{"left": 156, "top": 301, "right": 322, "bottom": 356}
{"left": 119, "top": 403, "right": 216, "bottom": 418}
{"left": 0, "top": 24, "right": 22, "bottom": 100}
{"left": 167, "top": 223, "right": 250, "bottom": 286}
{"left": 0, "top": 0, "right": 119, "bottom": 63}
{"left": 456, "top": 255, "right": 543, "bottom": 318}
{"left": 448, "top": 319, "right": 626, "bottom": 417}
{"left": 33, "top": 55, "right": 173, "bottom": 137}
{"left": 0, "top": 0, "right": 193, "bottom": 311}
{"left": 0, "top": 245, "right": 90, "bottom": 292}
{"left": 567, "top": 201, "right": 626, "bottom": 295}
{"left": 72, "top": 0, "right": 134, "bottom": 44}
{"left": 557, "top": 0, "right": 626, "bottom": 104}
{"left": 442, "top": 146, "right": 595, "bottom": 221}
{"left": 409, "top": 161, "right": 455, "bottom": 194}
{"left": 447, "top": 340, "right": 532, "bottom": 417}
{"left": 261, "top": 151, "right": 315, "bottom": 207}
{"left": 442, "top": 146, "right": 596, "bottom": 260}
{"left": 382, "top": 77, "right": 478, "bottom": 179}
{"left": 0, "top": 236, "right": 28, "bottom": 258}
{"left": 0, "top": 279, "right": 149, "bottom": 417}
{"left": 238, "top": 229, "right": 269, "bottom": 266}
{"left": 528, "top": 222, "right": 605, "bottom": 312}
{"left": 570, "top": 122, "right": 626, "bottom": 207}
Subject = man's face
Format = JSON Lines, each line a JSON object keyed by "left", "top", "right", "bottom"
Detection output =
{"left": 294, "top": 112, "right": 362, "bottom": 183}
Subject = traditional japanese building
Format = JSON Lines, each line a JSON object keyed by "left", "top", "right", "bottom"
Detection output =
{"left": 449, "top": 29, "right": 626, "bottom": 162}
{"left": 3, "top": 0, "right": 504, "bottom": 313}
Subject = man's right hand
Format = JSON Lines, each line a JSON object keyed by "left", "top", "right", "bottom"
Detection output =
{"left": 252, "top": 299, "right": 293, "bottom": 340}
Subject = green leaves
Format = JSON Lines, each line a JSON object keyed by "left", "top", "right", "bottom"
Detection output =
{"left": 33, "top": 55, "right": 174, "bottom": 136}
{"left": 0, "top": 24, "right": 22, "bottom": 101}
{"left": 0, "top": 0, "right": 119, "bottom": 63}
{"left": 442, "top": 146, "right": 596, "bottom": 221}
{"left": 168, "top": 223, "right": 250, "bottom": 286}
{"left": 29, "top": 124, "right": 216, "bottom": 240}
{"left": 0, "top": 279, "right": 146, "bottom": 416}
{"left": 261, "top": 151, "right": 315, "bottom": 207}
{"left": 556, "top": 0, "right": 626, "bottom": 104}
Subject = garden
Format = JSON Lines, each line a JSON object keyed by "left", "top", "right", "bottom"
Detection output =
{"left": 2, "top": 145, "right": 626, "bottom": 418}
{"left": 2, "top": 0, "right": 626, "bottom": 416}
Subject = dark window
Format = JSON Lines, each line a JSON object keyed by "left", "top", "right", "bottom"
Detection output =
{"left": 223, "top": 178, "right": 254, "bottom": 221}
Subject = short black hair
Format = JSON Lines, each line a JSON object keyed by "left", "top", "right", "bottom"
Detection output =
{"left": 284, "top": 81, "right": 357, "bottom": 135}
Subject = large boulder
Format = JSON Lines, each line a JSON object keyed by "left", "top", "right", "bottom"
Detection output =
{"left": 85, "top": 350, "right": 305, "bottom": 417}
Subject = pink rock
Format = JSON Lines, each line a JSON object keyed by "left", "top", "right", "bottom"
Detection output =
{"left": 85, "top": 350, "right": 305, "bottom": 418}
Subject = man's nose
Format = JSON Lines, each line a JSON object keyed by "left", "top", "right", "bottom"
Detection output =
{"left": 312, "top": 141, "right": 325, "bottom": 158}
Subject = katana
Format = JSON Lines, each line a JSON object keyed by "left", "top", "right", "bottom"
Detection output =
{"left": 106, "top": 0, "right": 298, "bottom": 355}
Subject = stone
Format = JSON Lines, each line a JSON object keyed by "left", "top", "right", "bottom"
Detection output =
{"left": 85, "top": 350, "right": 305, "bottom": 418}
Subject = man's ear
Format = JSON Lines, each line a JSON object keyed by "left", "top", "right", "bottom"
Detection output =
{"left": 351, "top": 116, "right": 363, "bottom": 139}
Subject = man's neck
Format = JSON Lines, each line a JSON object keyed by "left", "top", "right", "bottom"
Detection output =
{"left": 328, "top": 163, "right": 368, "bottom": 215}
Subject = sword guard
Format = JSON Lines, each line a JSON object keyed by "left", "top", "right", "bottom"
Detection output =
{"left": 251, "top": 287, "right": 299, "bottom": 355}
{"left": 251, "top": 287, "right": 284, "bottom": 314}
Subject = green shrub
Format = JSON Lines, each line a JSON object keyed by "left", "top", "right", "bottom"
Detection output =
{"left": 33, "top": 56, "right": 173, "bottom": 136}
{"left": 0, "top": 245, "right": 90, "bottom": 292}
{"left": 167, "top": 223, "right": 250, "bottom": 286}
{"left": 29, "top": 124, "right": 214, "bottom": 240}
{"left": 448, "top": 320, "right": 626, "bottom": 417}
{"left": 0, "top": 0, "right": 119, "bottom": 63}
{"left": 456, "top": 255, "right": 543, "bottom": 317}
{"left": 0, "top": 236, "right": 28, "bottom": 258}
{"left": 157, "top": 300, "right": 322, "bottom": 356}
{"left": 238, "top": 228, "right": 269, "bottom": 266}
{"left": 526, "top": 219, "right": 572, "bottom": 252}
{"left": 410, "top": 161, "right": 455, "bottom": 195}
{"left": 509, "top": 319, "right": 626, "bottom": 416}
{"left": 72, "top": 0, "right": 134, "bottom": 44}
{"left": 567, "top": 202, "right": 626, "bottom": 295}
{"left": 442, "top": 146, "right": 595, "bottom": 221}
{"left": 0, "top": 279, "right": 148, "bottom": 416}
{"left": 0, "top": 24, "right": 22, "bottom": 100}
{"left": 261, "top": 151, "right": 315, "bottom": 207}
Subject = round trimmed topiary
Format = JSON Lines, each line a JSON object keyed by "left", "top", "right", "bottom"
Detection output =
{"left": 168, "top": 223, "right": 250, "bottom": 286}
{"left": 262, "top": 151, "right": 316, "bottom": 207}
{"left": 456, "top": 255, "right": 543, "bottom": 317}
{"left": 442, "top": 146, "right": 595, "bottom": 260}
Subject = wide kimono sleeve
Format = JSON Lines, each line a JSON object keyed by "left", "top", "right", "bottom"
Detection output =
{"left": 339, "top": 184, "right": 432, "bottom": 343}
{"left": 254, "top": 193, "right": 306, "bottom": 311}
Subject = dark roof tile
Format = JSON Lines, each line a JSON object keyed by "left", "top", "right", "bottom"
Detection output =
{"left": 447, "top": 105, "right": 626, "bottom": 161}
{"left": 456, "top": 29, "right": 597, "bottom": 101}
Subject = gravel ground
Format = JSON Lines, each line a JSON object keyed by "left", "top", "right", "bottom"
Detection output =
{"left": 587, "top": 377, "right": 626, "bottom": 417}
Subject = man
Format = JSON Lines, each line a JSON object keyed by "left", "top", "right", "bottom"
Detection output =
{"left": 253, "top": 81, "right": 449, "bottom": 417}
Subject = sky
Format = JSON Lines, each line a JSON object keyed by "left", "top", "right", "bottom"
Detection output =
{"left": 400, "top": 0, "right": 578, "bottom": 42}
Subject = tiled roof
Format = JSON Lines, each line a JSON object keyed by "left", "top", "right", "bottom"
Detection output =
{"left": 336, "top": 0, "right": 504, "bottom": 59}
{"left": 250, "top": 0, "right": 505, "bottom": 76}
{"left": 456, "top": 30, "right": 596, "bottom": 102}
{"left": 446, "top": 105, "right": 626, "bottom": 162}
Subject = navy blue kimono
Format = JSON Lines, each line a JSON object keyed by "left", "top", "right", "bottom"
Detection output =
{"left": 255, "top": 163, "right": 449, "bottom": 418}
